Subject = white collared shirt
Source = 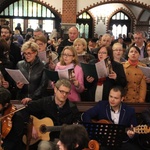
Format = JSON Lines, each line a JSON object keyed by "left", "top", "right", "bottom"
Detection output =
{"left": 110, "top": 107, "right": 121, "bottom": 124}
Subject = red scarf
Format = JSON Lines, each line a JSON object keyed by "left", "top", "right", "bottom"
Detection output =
{"left": 128, "top": 59, "right": 138, "bottom": 66}
{"left": 97, "top": 77, "right": 106, "bottom": 86}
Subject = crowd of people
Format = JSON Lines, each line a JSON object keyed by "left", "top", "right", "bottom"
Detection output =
{"left": 0, "top": 24, "right": 150, "bottom": 150}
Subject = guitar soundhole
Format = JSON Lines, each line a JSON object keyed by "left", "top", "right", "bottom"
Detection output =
{"left": 39, "top": 124, "right": 47, "bottom": 134}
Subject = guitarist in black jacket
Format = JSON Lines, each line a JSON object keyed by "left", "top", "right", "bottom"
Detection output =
{"left": 21, "top": 78, "right": 81, "bottom": 150}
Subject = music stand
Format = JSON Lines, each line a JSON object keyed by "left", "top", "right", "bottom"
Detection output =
{"left": 81, "top": 122, "right": 126, "bottom": 148}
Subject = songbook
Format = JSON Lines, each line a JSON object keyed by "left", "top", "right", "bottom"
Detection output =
{"left": 5, "top": 68, "right": 29, "bottom": 84}
{"left": 44, "top": 68, "right": 74, "bottom": 82}
{"left": 138, "top": 65, "right": 150, "bottom": 79}
{"left": 81, "top": 57, "right": 113, "bottom": 79}
{"left": 38, "top": 51, "right": 48, "bottom": 63}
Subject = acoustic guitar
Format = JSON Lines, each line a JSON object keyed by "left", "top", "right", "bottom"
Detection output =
{"left": 23, "top": 115, "right": 61, "bottom": 146}
{"left": 94, "top": 119, "right": 150, "bottom": 134}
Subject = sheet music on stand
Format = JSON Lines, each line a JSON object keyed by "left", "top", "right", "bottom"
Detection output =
{"left": 81, "top": 122, "right": 126, "bottom": 148}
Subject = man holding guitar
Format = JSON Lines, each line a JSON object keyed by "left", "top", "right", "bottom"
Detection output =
{"left": 21, "top": 79, "right": 81, "bottom": 150}
{"left": 82, "top": 86, "right": 142, "bottom": 150}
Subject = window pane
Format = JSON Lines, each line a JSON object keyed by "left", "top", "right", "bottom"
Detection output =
{"left": 43, "top": 20, "right": 54, "bottom": 32}
{"left": 83, "top": 12, "right": 87, "bottom": 19}
{"left": 33, "top": 2, "right": 37, "bottom": 17}
{"left": 125, "top": 16, "right": 128, "bottom": 20}
{"left": 18, "top": 1, "right": 22, "bottom": 16}
{"left": 28, "top": 1, "right": 32, "bottom": 17}
{"left": 28, "top": 19, "right": 38, "bottom": 30}
{"left": 85, "top": 24, "right": 89, "bottom": 39}
{"left": 38, "top": 4, "right": 41, "bottom": 17}
{"left": 4, "top": 7, "right": 8, "bottom": 15}
{"left": 14, "top": 2, "right": 18, "bottom": 16}
{"left": 13, "top": 19, "right": 24, "bottom": 32}
{"left": 122, "top": 25, "right": 127, "bottom": 36}
{"left": 47, "top": 9, "right": 50, "bottom": 18}
{"left": 79, "top": 14, "right": 82, "bottom": 19}
{"left": 117, "top": 25, "right": 122, "bottom": 38}
{"left": 24, "top": 0, "right": 27, "bottom": 16}
{"left": 42, "top": 6, "right": 46, "bottom": 17}
{"left": 9, "top": 4, "right": 14, "bottom": 16}
{"left": 121, "top": 12, "right": 124, "bottom": 20}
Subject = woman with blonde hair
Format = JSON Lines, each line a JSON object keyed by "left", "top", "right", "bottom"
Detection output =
{"left": 16, "top": 41, "right": 48, "bottom": 104}
{"left": 55, "top": 46, "right": 85, "bottom": 102}
{"left": 73, "top": 38, "right": 95, "bottom": 64}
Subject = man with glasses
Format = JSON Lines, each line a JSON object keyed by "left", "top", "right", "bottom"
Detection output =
{"left": 21, "top": 78, "right": 81, "bottom": 150}
{"left": 132, "top": 31, "right": 148, "bottom": 60}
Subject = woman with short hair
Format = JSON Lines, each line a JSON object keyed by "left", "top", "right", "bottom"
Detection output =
{"left": 16, "top": 41, "right": 48, "bottom": 104}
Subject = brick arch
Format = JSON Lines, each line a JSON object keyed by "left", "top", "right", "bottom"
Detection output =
{"left": 0, "top": 0, "right": 61, "bottom": 18}
{"left": 106, "top": 7, "right": 136, "bottom": 32}
{"left": 77, "top": 0, "right": 150, "bottom": 15}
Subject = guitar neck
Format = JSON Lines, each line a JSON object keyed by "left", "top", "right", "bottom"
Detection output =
{"left": 126, "top": 125, "right": 150, "bottom": 134}
{"left": 40, "top": 125, "right": 62, "bottom": 133}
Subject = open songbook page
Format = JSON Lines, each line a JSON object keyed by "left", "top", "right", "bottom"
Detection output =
{"left": 81, "top": 57, "right": 113, "bottom": 79}
{"left": 44, "top": 68, "right": 74, "bottom": 82}
{"left": 5, "top": 68, "right": 29, "bottom": 84}
{"left": 38, "top": 51, "right": 49, "bottom": 63}
{"left": 138, "top": 65, "right": 150, "bottom": 79}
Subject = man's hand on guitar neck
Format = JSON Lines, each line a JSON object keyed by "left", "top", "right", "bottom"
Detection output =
{"left": 127, "top": 125, "right": 135, "bottom": 139}
{"left": 32, "top": 126, "right": 39, "bottom": 140}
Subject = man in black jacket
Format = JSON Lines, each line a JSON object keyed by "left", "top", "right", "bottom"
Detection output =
{"left": 1, "top": 25, "right": 22, "bottom": 68}
{"left": 21, "top": 79, "right": 81, "bottom": 150}
{"left": 57, "top": 26, "right": 79, "bottom": 57}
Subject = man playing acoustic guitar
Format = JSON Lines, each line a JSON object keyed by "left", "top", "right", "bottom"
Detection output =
{"left": 21, "top": 79, "right": 81, "bottom": 150}
{"left": 82, "top": 86, "right": 142, "bottom": 150}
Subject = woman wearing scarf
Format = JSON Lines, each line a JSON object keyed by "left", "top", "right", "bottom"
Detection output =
{"left": 122, "top": 45, "right": 147, "bottom": 103}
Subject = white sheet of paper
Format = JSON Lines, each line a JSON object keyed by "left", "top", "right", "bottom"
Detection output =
{"left": 5, "top": 68, "right": 29, "bottom": 84}
{"left": 95, "top": 60, "right": 108, "bottom": 78}
{"left": 138, "top": 65, "right": 150, "bottom": 78}
{"left": 38, "top": 51, "right": 48, "bottom": 63}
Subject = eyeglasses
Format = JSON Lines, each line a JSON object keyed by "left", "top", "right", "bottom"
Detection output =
{"left": 62, "top": 54, "right": 74, "bottom": 57}
{"left": 98, "top": 52, "right": 107, "bottom": 54}
{"left": 57, "top": 88, "right": 70, "bottom": 95}
{"left": 23, "top": 52, "right": 35, "bottom": 56}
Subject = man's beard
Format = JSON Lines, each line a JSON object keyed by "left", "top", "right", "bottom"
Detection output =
{"left": 1, "top": 36, "right": 10, "bottom": 41}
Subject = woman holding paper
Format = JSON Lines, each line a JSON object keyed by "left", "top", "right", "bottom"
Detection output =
{"left": 34, "top": 35, "right": 58, "bottom": 69}
{"left": 16, "top": 41, "right": 48, "bottom": 104}
{"left": 73, "top": 38, "right": 95, "bottom": 64}
{"left": 122, "top": 45, "right": 147, "bottom": 103}
{"left": 55, "top": 46, "right": 85, "bottom": 102}
{"left": 85, "top": 45, "right": 127, "bottom": 101}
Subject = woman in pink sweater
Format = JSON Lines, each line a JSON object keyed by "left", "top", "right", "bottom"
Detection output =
{"left": 55, "top": 46, "right": 85, "bottom": 102}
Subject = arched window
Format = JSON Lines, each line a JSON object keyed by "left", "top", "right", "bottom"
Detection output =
{"left": 0, "top": 0, "right": 57, "bottom": 33}
{"left": 110, "top": 11, "right": 131, "bottom": 39}
{"left": 77, "top": 12, "right": 93, "bottom": 39}
{"left": 0, "top": 0, "right": 55, "bottom": 18}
